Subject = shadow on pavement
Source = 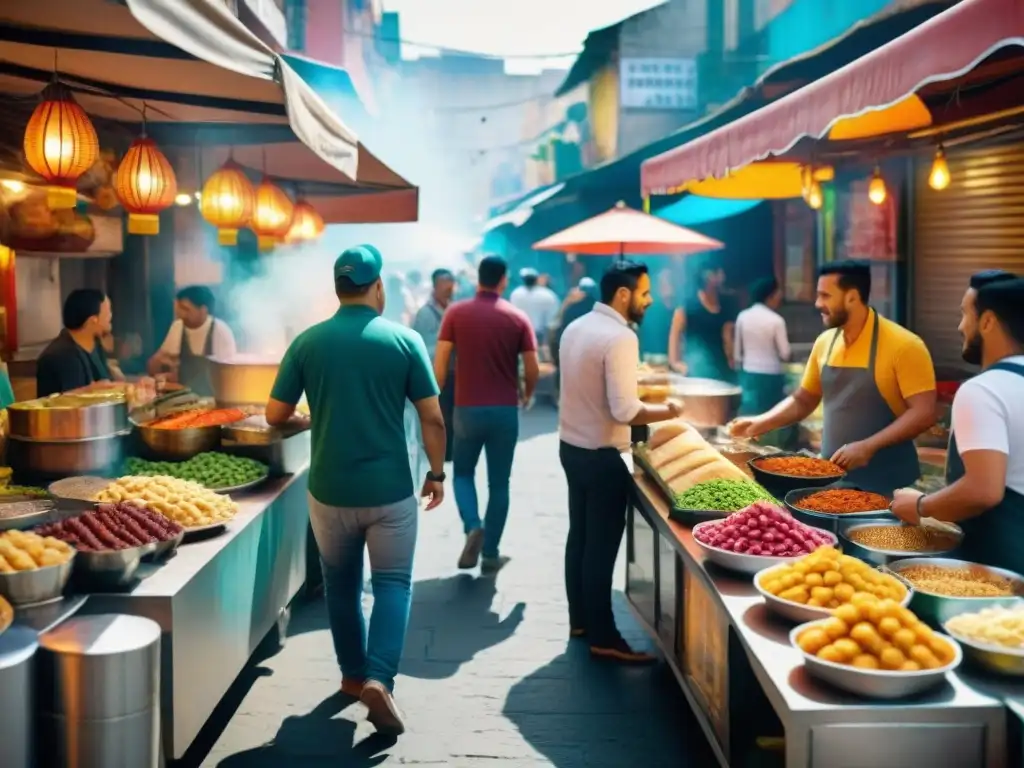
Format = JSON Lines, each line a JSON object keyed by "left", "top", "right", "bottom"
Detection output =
{"left": 517, "top": 405, "right": 558, "bottom": 441}
{"left": 213, "top": 691, "right": 396, "bottom": 768}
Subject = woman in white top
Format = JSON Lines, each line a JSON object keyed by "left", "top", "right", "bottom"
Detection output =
{"left": 733, "top": 277, "right": 791, "bottom": 416}
{"left": 147, "top": 286, "right": 236, "bottom": 396}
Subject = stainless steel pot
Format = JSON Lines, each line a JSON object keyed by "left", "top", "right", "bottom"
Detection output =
{"left": 7, "top": 397, "right": 128, "bottom": 440}
{"left": 674, "top": 378, "right": 742, "bottom": 427}
{"left": 6, "top": 431, "right": 130, "bottom": 478}
{"left": 208, "top": 356, "right": 281, "bottom": 406}
{"left": 133, "top": 421, "right": 221, "bottom": 460}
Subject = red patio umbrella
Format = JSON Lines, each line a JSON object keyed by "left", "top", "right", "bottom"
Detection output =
{"left": 532, "top": 201, "right": 724, "bottom": 258}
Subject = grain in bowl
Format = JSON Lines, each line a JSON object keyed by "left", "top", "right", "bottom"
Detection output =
{"left": 847, "top": 525, "right": 959, "bottom": 554}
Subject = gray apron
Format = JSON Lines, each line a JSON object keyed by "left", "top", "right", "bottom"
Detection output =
{"left": 177, "top": 322, "right": 215, "bottom": 397}
{"left": 947, "top": 361, "right": 1024, "bottom": 574}
{"left": 820, "top": 309, "right": 920, "bottom": 494}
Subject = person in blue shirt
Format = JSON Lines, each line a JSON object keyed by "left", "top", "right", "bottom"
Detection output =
{"left": 266, "top": 244, "right": 447, "bottom": 737}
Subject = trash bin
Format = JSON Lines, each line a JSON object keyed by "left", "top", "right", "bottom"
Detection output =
{"left": 0, "top": 625, "right": 39, "bottom": 768}
{"left": 36, "top": 614, "right": 162, "bottom": 768}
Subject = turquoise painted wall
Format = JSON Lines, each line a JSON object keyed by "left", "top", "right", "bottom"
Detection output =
{"left": 764, "top": 0, "right": 894, "bottom": 71}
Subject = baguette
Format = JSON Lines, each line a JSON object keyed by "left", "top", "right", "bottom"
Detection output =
{"left": 647, "top": 430, "right": 708, "bottom": 470}
{"left": 647, "top": 420, "right": 692, "bottom": 451}
{"left": 660, "top": 447, "right": 720, "bottom": 485}
{"left": 669, "top": 457, "right": 749, "bottom": 494}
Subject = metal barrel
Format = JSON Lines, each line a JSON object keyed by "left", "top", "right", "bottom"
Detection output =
{"left": 36, "top": 614, "right": 162, "bottom": 768}
{"left": 0, "top": 626, "right": 40, "bottom": 768}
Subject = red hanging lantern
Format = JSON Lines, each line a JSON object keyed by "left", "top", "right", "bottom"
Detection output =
{"left": 285, "top": 199, "right": 325, "bottom": 243}
{"left": 114, "top": 137, "right": 178, "bottom": 235}
{"left": 23, "top": 81, "right": 99, "bottom": 209}
{"left": 200, "top": 160, "right": 254, "bottom": 246}
{"left": 250, "top": 177, "right": 294, "bottom": 250}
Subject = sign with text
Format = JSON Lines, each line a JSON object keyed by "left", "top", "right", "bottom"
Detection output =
{"left": 620, "top": 58, "right": 698, "bottom": 110}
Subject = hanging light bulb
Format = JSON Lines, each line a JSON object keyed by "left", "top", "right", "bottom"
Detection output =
{"left": 285, "top": 199, "right": 325, "bottom": 243}
{"left": 250, "top": 178, "right": 295, "bottom": 250}
{"left": 23, "top": 81, "right": 99, "bottom": 209}
{"left": 929, "top": 146, "right": 951, "bottom": 191}
{"left": 868, "top": 167, "right": 887, "bottom": 205}
{"left": 199, "top": 159, "right": 254, "bottom": 246}
{"left": 174, "top": 193, "right": 193, "bottom": 206}
{"left": 806, "top": 179, "right": 823, "bottom": 210}
{"left": 114, "top": 136, "right": 177, "bottom": 235}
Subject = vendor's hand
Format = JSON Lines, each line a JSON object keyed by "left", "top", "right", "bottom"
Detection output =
{"left": 890, "top": 488, "right": 924, "bottom": 524}
{"left": 831, "top": 440, "right": 876, "bottom": 471}
{"left": 421, "top": 478, "right": 444, "bottom": 510}
{"left": 665, "top": 399, "right": 684, "bottom": 419}
{"left": 729, "top": 417, "right": 762, "bottom": 439}
{"left": 670, "top": 361, "right": 688, "bottom": 375}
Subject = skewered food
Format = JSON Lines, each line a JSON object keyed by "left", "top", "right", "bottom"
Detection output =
{"left": 695, "top": 502, "right": 832, "bottom": 557}
{"left": 95, "top": 476, "right": 237, "bottom": 528}
{"left": 753, "top": 456, "right": 844, "bottom": 477}
{"left": 796, "top": 597, "right": 956, "bottom": 671}
{"left": 675, "top": 478, "right": 775, "bottom": 512}
{"left": 946, "top": 606, "right": 1024, "bottom": 649}
{"left": 36, "top": 502, "right": 184, "bottom": 552}
{"left": 0, "top": 530, "right": 74, "bottom": 572}
{"left": 759, "top": 548, "right": 907, "bottom": 609}
{"left": 797, "top": 489, "right": 889, "bottom": 514}
{"left": 125, "top": 452, "right": 267, "bottom": 490}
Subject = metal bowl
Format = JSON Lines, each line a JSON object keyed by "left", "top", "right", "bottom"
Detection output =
{"left": 72, "top": 542, "right": 155, "bottom": 589}
{"left": 886, "top": 557, "right": 1024, "bottom": 626}
{"left": 6, "top": 431, "right": 130, "bottom": 480}
{"left": 7, "top": 395, "right": 128, "bottom": 440}
{"left": 942, "top": 625, "right": 1024, "bottom": 677}
{"left": 784, "top": 487, "right": 894, "bottom": 532}
{"left": 790, "top": 619, "right": 962, "bottom": 699}
{"left": 145, "top": 530, "right": 184, "bottom": 561}
{"left": 840, "top": 520, "right": 963, "bottom": 566}
{"left": 692, "top": 521, "right": 838, "bottom": 575}
{"left": 672, "top": 377, "right": 741, "bottom": 428}
{"left": 748, "top": 453, "right": 845, "bottom": 498}
{"left": 755, "top": 562, "right": 913, "bottom": 624}
{"left": 0, "top": 555, "right": 74, "bottom": 606}
{"left": 133, "top": 420, "right": 222, "bottom": 461}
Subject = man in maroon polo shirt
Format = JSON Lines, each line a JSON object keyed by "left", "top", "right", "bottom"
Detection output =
{"left": 434, "top": 255, "right": 539, "bottom": 573}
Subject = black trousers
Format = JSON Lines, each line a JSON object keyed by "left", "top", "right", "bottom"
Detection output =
{"left": 559, "top": 440, "right": 630, "bottom": 646}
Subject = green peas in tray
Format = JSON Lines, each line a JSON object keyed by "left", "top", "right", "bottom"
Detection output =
{"left": 125, "top": 452, "right": 269, "bottom": 491}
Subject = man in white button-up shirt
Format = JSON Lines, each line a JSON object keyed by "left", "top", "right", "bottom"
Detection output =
{"left": 733, "top": 277, "right": 791, "bottom": 418}
{"left": 558, "top": 260, "right": 683, "bottom": 664}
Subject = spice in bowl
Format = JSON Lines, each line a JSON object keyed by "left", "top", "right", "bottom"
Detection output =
{"left": 753, "top": 456, "right": 843, "bottom": 477}
{"left": 898, "top": 565, "right": 1017, "bottom": 598}
{"left": 847, "top": 525, "right": 959, "bottom": 553}
{"left": 674, "top": 479, "right": 776, "bottom": 512}
{"left": 798, "top": 489, "right": 889, "bottom": 515}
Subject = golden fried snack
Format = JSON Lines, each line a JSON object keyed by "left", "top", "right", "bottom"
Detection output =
{"left": 95, "top": 475, "right": 238, "bottom": 528}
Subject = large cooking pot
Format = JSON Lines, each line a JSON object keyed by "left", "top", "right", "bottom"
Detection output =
{"left": 207, "top": 355, "right": 281, "bottom": 406}
{"left": 674, "top": 377, "right": 742, "bottom": 428}
{"left": 132, "top": 420, "right": 221, "bottom": 461}
{"left": 6, "top": 431, "right": 130, "bottom": 478}
{"left": 8, "top": 394, "right": 128, "bottom": 440}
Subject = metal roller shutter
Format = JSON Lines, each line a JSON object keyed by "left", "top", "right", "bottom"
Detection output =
{"left": 913, "top": 139, "right": 1024, "bottom": 374}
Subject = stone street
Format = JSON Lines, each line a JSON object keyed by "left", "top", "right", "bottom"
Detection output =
{"left": 186, "top": 407, "right": 714, "bottom": 767}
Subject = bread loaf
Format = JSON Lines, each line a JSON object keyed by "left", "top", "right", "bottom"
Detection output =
{"left": 647, "top": 429, "right": 707, "bottom": 470}
{"left": 660, "top": 447, "right": 720, "bottom": 485}
{"left": 669, "top": 457, "right": 748, "bottom": 494}
{"left": 647, "top": 419, "right": 692, "bottom": 451}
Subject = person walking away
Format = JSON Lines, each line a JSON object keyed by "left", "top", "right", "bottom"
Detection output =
{"left": 550, "top": 277, "right": 597, "bottom": 369}
{"left": 265, "top": 244, "right": 447, "bottom": 736}
{"left": 510, "top": 267, "right": 560, "bottom": 350}
{"left": 37, "top": 289, "right": 114, "bottom": 397}
{"left": 559, "top": 260, "right": 683, "bottom": 663}
{"left": 434, "top": 255, "right": 539, "bottom": 573}
{"left": 734, "top": 277, "right": 792, "bottom": 447}
{"left": 147, "top": 286, "right": 236, "bottom": 396}
{"left": 891, "top": 271, "right": 1024, "bottom": 573}
{"left": 669, "top": 265, "right": 736, "bottom": 381}
{"left": 412, "top": 269, "right": 457, "bottom": 462}
{"left": 639, "top": 267, "right": 677, "bottom": 359}
{"left": 731, "top": 260, "right": 937, "bottom": 493}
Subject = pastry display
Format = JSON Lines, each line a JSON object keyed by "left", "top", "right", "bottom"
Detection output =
{"left": 36, "top": 502, "right": 184, "bottom": 552}
{"left": 0, "top": 530, "right": 74, "bottom": 572}
{"left": 95, "top": 476, "right": 238, "bottom": 528}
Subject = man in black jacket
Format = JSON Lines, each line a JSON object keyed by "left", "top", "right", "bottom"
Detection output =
{"left": 36, "top": 289, "right": 113, "bottom": 397}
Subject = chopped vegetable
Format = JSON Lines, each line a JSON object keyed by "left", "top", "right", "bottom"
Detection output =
{"left": 125, "top": 452, "right": 267, "bottom": 490}
{"left": 674, "top": 478, "right": 776, "bottom": 512}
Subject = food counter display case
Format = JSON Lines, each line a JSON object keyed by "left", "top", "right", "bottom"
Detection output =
{"left": 624, "top": 464, "right": 1009, "bottom": 768}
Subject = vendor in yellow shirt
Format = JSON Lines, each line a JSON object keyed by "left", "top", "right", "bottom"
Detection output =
{"left": 731, "top": 260, "right": 937, "bottom": 493}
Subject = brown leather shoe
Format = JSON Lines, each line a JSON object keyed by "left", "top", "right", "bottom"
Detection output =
{"left": 340, "top": 677, "right": 364, "bottom": 697}
{"left": 457, "top": 529, "right": 484, "bottom": 569}
{"left": 361, "top": 680, "right": 406, "bottom": 735}
{"left": 589, "top": 640, "right": 657, "bottom": 664}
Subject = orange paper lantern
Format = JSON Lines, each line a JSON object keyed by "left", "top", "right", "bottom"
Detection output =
{"left": 23, "top": 82, "right": 99, "bottom": 209}
{"left": 285, "top": 199, "right": 325, "bottom": 243}
{"left": 251, "top": 178, "right": 294, "bottom": 250}
{"left": 200, "top": 160, "right": 254, "bottom": 246}
{"left": 115, "top": 137, "right": 178, "bottom": 235}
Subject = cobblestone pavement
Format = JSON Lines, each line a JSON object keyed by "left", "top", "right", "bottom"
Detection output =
{"left": 193, "top": 407, "right": 714, "bottom": 767}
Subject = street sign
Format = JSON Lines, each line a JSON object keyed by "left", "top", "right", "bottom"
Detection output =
{"left": 619, "top": 58, "right": 698, "bottom": 110}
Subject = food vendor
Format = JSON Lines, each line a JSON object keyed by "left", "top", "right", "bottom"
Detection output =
{"left": 36, "top": 289, "right": 113, "bottom": 397}
{"left": 147, "top": 286, "right": 236, "bottom": 396}
{"left": 731, "top": 260, "right": 937, "bottom": 493}
{"left": 892, "top": 273, "right": 1024, "bottom": 573}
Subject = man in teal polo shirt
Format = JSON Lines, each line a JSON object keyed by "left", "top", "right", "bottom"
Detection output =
{"left": 266, "top": 244, "right": 447, "bottom": 737}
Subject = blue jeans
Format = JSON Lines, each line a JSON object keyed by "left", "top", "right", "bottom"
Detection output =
{"left": 307, "top": 493, "right": 418, "bottom": 692}
{"left": 453, "top": 406, "right": 519, "bottom": 558}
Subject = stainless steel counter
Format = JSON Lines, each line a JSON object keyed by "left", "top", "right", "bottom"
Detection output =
{"left": 80, "top": 468, "right": 310, "bottom": 760}
{"left": 627, "top": 470, "right": 1008, "bottom": 768}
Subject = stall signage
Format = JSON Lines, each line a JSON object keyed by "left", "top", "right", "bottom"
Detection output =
{"left": 619, "top": 58, "right": 698, "bottom": 110}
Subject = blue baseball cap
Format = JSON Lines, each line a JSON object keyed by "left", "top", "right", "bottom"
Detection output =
{"left": 334, "top": 244, "right": 383, "bottom": 286}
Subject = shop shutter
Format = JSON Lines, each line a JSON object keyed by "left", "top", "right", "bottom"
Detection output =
{"left": 913, "top": 139, "right": 1024, "bottom": 373}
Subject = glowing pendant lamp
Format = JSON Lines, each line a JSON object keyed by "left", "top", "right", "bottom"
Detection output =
{"left": 285, "top": 199, "right": 325, "bottom": 243}
{"left": 929, "top": 146, "right": 951, "bottom": 191}
{"left": 868, "top": 167, "right": 887, "bottom": 206}
{"left": 200, "top": 159, "right": 254, "bottom": 246}
{"left": 114, "top": 136, "right": 177, "bottom": 235}
{"left": 23, "top": 81, "right": 99, "bottom": 209}
{"left": 251, "top": 178, "right": 295, "bottom": 250}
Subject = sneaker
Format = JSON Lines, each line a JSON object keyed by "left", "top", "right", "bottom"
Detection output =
{"left": 360, "top": 680, "right": 406, "bottom": 735}
{"left": 457, "top": 529, "right": 484, "bottom": 569}
{"left": 590, "top": 639, "right": 657, "bottom": 664}
{"left": 340, "top": 677, "right": 364, "bottom": 698}
{"left": 480, "top": 555, "right": 511, "bottom": 574}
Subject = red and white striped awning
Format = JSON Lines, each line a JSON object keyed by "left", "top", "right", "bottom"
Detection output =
{"left": 641, "top": 0, "right": 1024, "bottom": 195}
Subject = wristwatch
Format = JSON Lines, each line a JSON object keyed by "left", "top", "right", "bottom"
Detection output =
{"left": 426, "top": 470, "right": 446, "bottom": 483}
